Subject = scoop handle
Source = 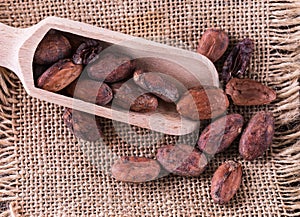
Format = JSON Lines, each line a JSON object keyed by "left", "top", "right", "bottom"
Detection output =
{"left": 0, "top": 23, "right": 27, "bottom": 79}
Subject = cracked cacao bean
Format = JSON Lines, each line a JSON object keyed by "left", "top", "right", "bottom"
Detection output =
{"left": 176, "top": 86, "right": 229, "bottom": 120}
{"left": 197, "top": 29, "right": 229, "bottom": 62}
{"left": 63, "top": 108, "right": 102, "bottom": 141}
{"left": 198, "top": 114, "right": 244, "bottom": 155}
{"left": 239, "top": 111, "right": 275, "bottom": 161}
{"left": 86, "top": 52, "right": 135, "bottom": 83}
{"left": 211, "top": 161, "right": 242, "bottom": 204}
{"left": 34, "top": 30, "right": 72, "bottom": 65}
{"left": 111, "top": 80, "right": 158, "bottom": 112}
{"left": 133, "top": 69, "right": 180, "bottom": 103}
{"left": 65, "top": 79, "right": 113, "bottom": 106}
{"left": 225, "top": 78, "right": 276, "bottom": 106}
{"left": 72, "top": 40, "right": 102, "bottom": 65}
{"left": 37, "top": 59, "right": 82, "bottom": 92}
{"left": 156, "top": 144, "right": 207, "bottom": 177}
{"left": 222, "top": 38, "right": 254, "bottom": 83}
{"left": 111, "top": 156, "right": 161, "bottom": 183}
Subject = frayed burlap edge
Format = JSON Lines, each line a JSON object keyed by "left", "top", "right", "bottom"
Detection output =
{"left": 269, "top": 0, "right": 300, "bottom": 215}
{"left": 0, "top": 68, "right": 21, "bottom": 217}
{"left": 0, "top": 1, "right": 21, "bottom": 215}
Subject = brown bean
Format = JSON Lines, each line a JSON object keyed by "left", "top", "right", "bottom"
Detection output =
{"left": 198, "top": 114, "right": 244, "bottom": 155}
{"left": 239, "top": 111, "right": 275, "bottom": 161}
{"left": 111, "top": 156, "right": 161, "bottom": 183}
{"left": 133, "top": 69, "right": 180, "bottom": 103}
{"left": 86, "top": 52, "right": 135, "bottom": 83}
{"left": 37, "top": 59, "right": 82, "bottom": 92}
{"left": 197, "top": 29, "right": 229, "bottom": 62}
{"left": 63, "top": 108, "right": 102, "bottom": 141}
{"left": 225, "top": 78, "right": 276, "bottom": 106}
{"left": 156, "top": 144, "right": 207, "bottom": 177}
{"left": 211, "top": 161, "right": 242, "bottom": 204}
{"left": 222, "top": 38, "right": 254, "bottom": 83}
{"left": 65, "top": 79, "right": 113, "bottom": 106}
{"left": 111, "top": 80, "right": 158, "bottom": 112}
{"left": 72, "top": 40, "right": 102, "bottom": 65}
{"left": 176, "top": 86, "right": 229, "bottom": 120}
{"left": 34, "top": 30, "right": 72, "bottom": 65}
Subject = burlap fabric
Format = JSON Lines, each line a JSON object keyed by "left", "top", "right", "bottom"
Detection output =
{"left": 0, "top": 0, "right": 299, "bottom": 216}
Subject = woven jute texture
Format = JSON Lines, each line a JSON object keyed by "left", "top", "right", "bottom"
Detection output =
{"left": 0, "top": 0, "right": 299, "bottom": 216}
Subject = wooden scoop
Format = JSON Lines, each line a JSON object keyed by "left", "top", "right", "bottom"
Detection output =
{"left": 0, "top": 17, "right": 219, "bottom": 135}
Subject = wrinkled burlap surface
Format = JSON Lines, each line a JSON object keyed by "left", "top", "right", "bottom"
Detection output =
{"left": 0, "top": 0, "right": 299, "bottom": 216}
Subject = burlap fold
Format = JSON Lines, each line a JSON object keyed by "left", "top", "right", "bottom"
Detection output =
{"left": 0, "top": 0, "right": 299, "bottom": 216}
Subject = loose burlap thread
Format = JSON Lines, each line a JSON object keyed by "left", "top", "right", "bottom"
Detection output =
{"left": 0, "top": 0, "right": 299, "bottom": 216}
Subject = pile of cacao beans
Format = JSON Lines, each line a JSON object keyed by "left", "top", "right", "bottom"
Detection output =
{"left": 33, "top": 29, "right": 276, "bottom": 205}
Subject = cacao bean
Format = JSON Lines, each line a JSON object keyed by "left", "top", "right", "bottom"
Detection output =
{"left": 63, "top": 108, "right": 102, "bottom": 141}
{"left": 111, "top": 80, "right": 158, "bottom": 112}
{"left": 37, "top": 59, "right": 82, "bottom": 92}
{"left": 222, "top": 38, "right": 254, "bottom": 83}
{"left": 34, "top": 30, "right": 72, "bottom": 65}
{"left": 72, "top": 40, "right": 102, "bottom": 65}
{"left": 65, "top": 79, "right": 113, "bottom": 106}
{"left": 239, "top": 111, "right": 275, "bottom": 161}
{"left": 198, "top": 114, "right": 244, "bottom": 155}
{"left": 133, "top": 69, "right": 180, "bottom": 103}
{"left": 86, "top": 52, "right": 135, "bottom": 83}
{"left": 111, "top": 156, "right": 161, "bottom": 183}
{"left": 225, "top": 78, "right": 276, "bottom": 106}
{"left": 176, "top": 86, "right": 229, "bottom": 120}
{"left": 197, "top": 29, "right": 229, "bottom": 62}
{"left": 156, "top": 144, "right": 207, "bottom": 177}
{"left": 211, "top": 160, "right": 242, "bottom": 204}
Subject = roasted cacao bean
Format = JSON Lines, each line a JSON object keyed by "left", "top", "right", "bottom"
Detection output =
{"left": 111, "top": 80, "right": 158, "bottom": 112}
{"left": 72, "top": 40, "right": 102, "bottom": 65}
{"left": 133, "top": 69, "right": 180, "bottom": 103}
{"left": 34, "top": 30, "right": 72, "bottom": 65}
{"left": 239, "top": 111, "right": 275, "bottom": 161}
{"left": 86, "top": 52, "right": 135, "bottom": 83}
{"left": 156, "top": 144, "right": 207, "bottom": 177}
{"left": 198, "top": 114, "right": 244, "bottom": 155}
{"left": 63, "top": 108, "right": 102, "bottom": 141}
{"left": 111, "top": 156, "right": 161, "bottom": 183}
{"left": 176, "top": 86, "right": 229, "bottom": 120}
{"left": 65, "top": 79, "right": 113, "bottom": 106}
{"left": 211, "top": 161, "right": 242, "bottom": 204}
{"left": 225, "top": 78, "right": 276, "bottom": 106}
{"left": 197, "top": 29, "right": 229, "bottom": 62}
{"left": 222, "top": 38, "right": 254, "bottom": 83}
{"left": 37, "top": 59, "right": 82, "bottom": 92}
